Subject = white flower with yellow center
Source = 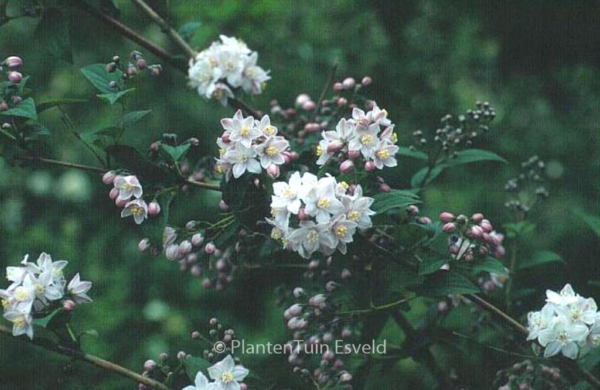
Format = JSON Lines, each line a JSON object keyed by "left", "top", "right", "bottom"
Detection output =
{"left": 114, "top": 175, "right": 143, "bottom": 201}
{"left": 340, "top": 185, "right": 375, "bottom": 230}
{"left": 3, "top": 308, "right": 33, "bottom": 339}
{"left": 121, "top": 199, "right": 148, "bottom": 225}
{"left": 272, "top": 172, "right": 304, "bottom": 214}
{"left": 372, "top": 140, "right": 399, "bottom": 170}
{"left": 254, "top": 135, "right": 289, "bottom": 169}
{"left": 303, "top": 176, "right": 344, "bottom": 224}
{"left": 223, "top": 144, "right": 261, "bottom": 179}
{"left": 207, "top": 354, "right": 249, "bottom": 390}
{"left": 221, "top": 110, "right": 260, "bottom": 148}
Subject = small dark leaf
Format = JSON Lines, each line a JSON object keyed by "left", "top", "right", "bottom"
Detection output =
{"left": 372, "top": 189, "right": 421, "bottom": 214}
{"left": 159, "top": 143, "right": 191, "bottom": 164}
{"left": 121, "top": 110, "right": 151, "bottom": 127}
{"left": 0, "top": 98, "right": 37, "bottom": 120}
{"left": 398, "top": 146, "right": 428, "bottom": 161}
{"left": 418, "top": 256, "right": 447, "bottom": 276}
{"left": 471, "top": 256, "right": 508, "bottom": 275}
{"left": 418, "top": 270, "right": 480, "bottom": 296}
{"left": 35, "top": 8, "right": 72, "bottom": 63}
{"left": 97, "top": 89, "right": 135, "bottom": 105}
{"left": 579, "top": 213, "right": 600, "bottom": 238}
{"left": 32, "top": 308, "right": 68, "bottom": 329}
{"left": 516, "top": 250, "right": 563, "bottom": 271}
{"left": 80, "top": 64, "right": 124, "bottom": 94}
{"left": 183, "top": 355, "right": 212, "bottom": 382}
{"left": 410, "top": 165, "right": 447, "bottom": 188}
{"left": 36, "top": 98, "right": 87, "bottom": 113}
{"left": 447, "top": 149, "right": 507, "bottom": 165}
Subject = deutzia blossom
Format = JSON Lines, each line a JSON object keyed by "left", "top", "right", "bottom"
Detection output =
{"left": 182, "top": 371, "right": 218, "bottom": 390}
{"left": 206, "top": 354, "right": 249, "bottom": 390}
{"left": 67, "top": 273, "right": 93, "bottom": 304}
{"left": 527, "top": 284, "right": 600, "bottom": 359}
{"left": 121, "top": 199, "right": 149, "bottom": 225}
{"left": 113, "top": 175, "right": 143, "bottom": 201}
{"left": 188, "top": 35, "right": 269, "bottom": 105}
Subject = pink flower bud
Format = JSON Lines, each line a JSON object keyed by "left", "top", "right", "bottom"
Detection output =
{"left": 480, "top": 219, "right": 493, "bottom": 233}
{"left": 219, "top": 199, "right": 229, "bottom": 211}
{"left": 298, "top": 208, "right": 310, "bottom": 221}
{"left": 326, "top": 281, "right": 337, "bottom": 292}
{"left": 361, "top": 76, "right": 372, "bottom": 86}
{"left": 471, "top": 213, "right": 484, "bottom": 223}
{"left": 4, "top": 56, "right": 22, "bottom": 69}
{"left": 102, "top": 170, "right": 117, "bottom": 185}
{"left": 63, "top": 299, "right": 76, "bottom": 311}
{"left": 304, "top": 122, "right": 321, "bottom": 132}
{"left": 439, "top": 212, "right": 455, "bottom": 223}
{"left": 147, "top": 201, "right": 161, "bottom": 216}
{"left": 11, "top": 96, "right": 22, "bottom": 105}
{"left": 333, "top": 82, "right": 343, "bottom": 92}
{"left": 418, "top": 217, "right": 432, "bottom": 225}
{"left": 293, "top": 287, "right": 305, "bottom": 298}
{"left": 379, "top": 183, "right": 391, "bottom": 193}
{"left": 295, "top": 93, "right": 311, "bottom": 106}
{"left": 336, "top": 97, "right": 347, "bottom": 106}
{"left": 340, "top": 372, "right": 353, "bottom": 382}
{"left": 136, "top": 58, "right": 147, "bottom": 70}
{"left": 150, "top": 66, "right": 162, "bottom": 77}
{"left": 143, "top": 360, "right": 157, "bottom": 371}
{"left": 138, "top": 238, "right": 150, "bottom": 252}
{"left": 115, "top": 197, "right": 128, "bottom": 207}
{"left": 165, "top": 244, "right": 180, "bottom": 261}
{"left": 205, "top": 242, "right": 216, "bottom": 254}
{"left": 467, "top": 225, "right": 484, "bottom": 238}
{"left": 309, "top": 294, "right": 327, "bottom": 307}
{"left": 442, "top": 222, "right": 456, "bottom": 233}
{"left": 7, "top": 71, "right": 22, "bottom": 84}
{"left": 494, "top": 245, "right": 506, "bottom": 258}
{"left": 288, "top": 303, "right": 303, "bottom": 316}
{"left": 364, "top": 161, "right": 376, "bottom": 171}
{"left": 341, "top": 268, "right": 352, "bottom": 280}
{"left": 0, "top": 101, "right": 8, "bottom": 111}
{"left": 348, "top": 149, "right": 361, "bottom": 159}
{"left": 240, "top": 384, "right": 248, "bottom": 390}
{"left": 342, "top": 77, "right": 356, "bottom": 90}
{"left": 266, "top": 164, "right": 280, "bottom": 179}
{"left": 339, "top": 159, "right": 355, "bottom": 174}
{"left": 178, "top": 240, "right": 192, "bottom": 256}
{"left": 327, "top": 140, "right": 344, "bottom": 153}
{"left": 191, "top": 233, "right": 204, "bottom": 246}
{"left": 109, "top": 187, "right": 119, "bottom": 200}
{"left": 302, "top": 100, "right": 316, "bottom": 111}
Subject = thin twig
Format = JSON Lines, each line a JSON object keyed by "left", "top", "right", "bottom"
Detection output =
{"left": 76, "top": 1, "right": 187, "bottom": 73}
{"left": 465, "top": 293, "right": 528, "bottom": 335}
{"left": 0, "top": 325, "right": 172, "bottom": 390}
{"left": 21, "top": 156, "right": 107, "bottom": 173}
{"left": 131, "top": 0, "right": 197, "bottom": 58}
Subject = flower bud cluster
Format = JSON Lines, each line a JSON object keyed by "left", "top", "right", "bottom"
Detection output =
{"left": 103, "top": 171, "right": 161, "bottom": 225}
{"left": 188, "top": 35, "right": 269, "bottom": 105}
{"left": 268, "top": 172, "right": 375, "bottom": 259}
{"left": 105, "top": 51, "right": 162, "bottom": 83}
{"left": 0, "top": 253, "right": 92, "bottom": 339}
{"left": 0, "top": 55, "right": 25, "bottom": 112}
{"left": 494, "top": 360, "right": 568, "bottom": 390}
{"left": 215, "top": 110, "right": 290, "bottom": 180}
{"left": 316, "top": 103, "right": 399, "bottom": 172}
{"left": 527, "top": 284, "right": 600, "bottom": 359}
{"left": 505, "top": 155, "right": 549, "bottom": 214}
{"left": 440, "top": 212, "right": 506, "bottom": 262}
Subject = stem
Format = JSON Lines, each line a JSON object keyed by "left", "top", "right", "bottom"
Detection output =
{"left": 418, "top": 143, "right": 442, "bottom": 189}
{"left": 505, "top": 239, "right": 518, "bottom": 313}
{"left": 464, "top": 293, "right": 528, "bottom": 335}
{"left": 131, "top": 0, "right": 197, "bottom": 58}
{"left": 75, "top": 1, "right": 187, "bottom": 73}
{"left": 0, "top": 325, "right": 172, "bottom": 390}
{"left": 312, "top": 63, "right": 338, "bottom": 122}
{"left": 21, "top": 156, "right": 107, "bottom": 173}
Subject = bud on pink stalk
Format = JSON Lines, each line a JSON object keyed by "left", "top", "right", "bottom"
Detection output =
{"left": 443, "top": 222, "right": 456, "bottom": 233}
{"left": 339, "top": 159, "right": 355, "bottom": 174}
{"left": 138, "top": 238, "right": 150, "bottom": 252}
{"left": 336, "top": 97, "right": 348, "bottom": 106}
{"left": 178, "top": 240, "right": 192, "bottom": 256}
{"left": 12, "top": 96, "right": 22, "bottom": 105}
{"left": 204, "top": 242, "right": 216, "bottom": 254}
{"left": 364, "top": 161, "right": 376, "bottom": 171}
{"left": 219, "top": 199, "right": 229, "bottom": 211}
{"left": 266, "top": 164, "right": 280, "bottom": 179}
{"left": 467, "top": 225, "right": 483, "bottom": 238}
{"left": 471, "top": 213, "right": 484, "bottom": 223}
{"left": 102, "top": 170, "right": 117, "bottom": 185}
{"left": 361, "top": 76, "right": 372, "bottom": 86}
{"left": 298, "top": 208, "right": 310, "bottom": 221}
{"left": 439, "top": 212, "right": 455, "bottom": 223}
{"left": 342, "top": 77, "right": 356, "bottom": 90}
{"left": 333, "top": 82, "right": 343, "bottom": 92}
{"left": 148, "top": 201, "right": 161, "bottom": 216}
{"left": 63, "top": 299, "right": 76, "bottom": 311}
{"left": 191, "top": 233, "right": 204, "bottom": 246}
{"left": 115, "top": 196, "right": 128, "bottom": 207}
{"left": 165, "top": 244, "right": 180, "bottom": 261}
{"left": 143, "top": 360, "right": 157, "bottom": 371}
{"left": 4, "top": 56, "right": 23, "bottom": 69}
{"left": 109, "top": 187, "right": 119, "bottom": 200}
{"left": 7, "top": 71, "right": 22, "bottom": 84}
{"left": 480, "top": 219, "right": 493, "bottom": 233}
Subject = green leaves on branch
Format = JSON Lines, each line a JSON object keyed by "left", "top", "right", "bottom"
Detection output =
{"left": 418, "top": 270, "right": 480, "bottom": 297}
{"left": 0, "top": 97, "right": 37, "bottom": 120}
{"left": 516, "top": 250, "right": 563, "bottom": 271}
{"left": 580, "top": 213, "right": 600, "bottom": 238}
{"left": 410, "top": 149, "right": 507, "bottom": 188}
{"left": 372, "top": 189, "right": 421, "bottom": 214}
{"left": 81, "top": 64, "right": 133, "bottom": 105}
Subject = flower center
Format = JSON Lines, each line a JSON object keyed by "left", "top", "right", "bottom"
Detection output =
{"left": 376, "top": 149, "right": 390, "bottom": 160}
{"left": 335, "top": 226, "right": 347, "bottom": 238}
{"left": 34, "top": 283, "right": 44, "bottom": 295}
{"left": 315, "top": 145, "right": 323, "bottom": 156}
{"left": 14, "top": 286, "right": 30, "bottom": 301}
{"left": 131, "top": 205, "right": 144, "bottom": 216}
{"left": 221, "top": 372, "right": 234, "bottom": 384}
{"left": 307, "top": 230, "right": 319, "bottom": 243}
{"left": 264, "top": 125, "right": 276, "bottom": 135}
{"left": 241, "top": 126, "right": 250, "bottom": 137}
{"left": 348, "top": 211, "right": 361, "bottom": 221}
{"left": 13, "top": 317, "right": 25, "bottom": 328}
{"left": 266, "top": 146, "right": 278, "bottom": 156}
{"left": 361, "top": 134, "right": 373, "bottom": 145}
{"left": 317, "top": 198, "right": 330, "bottom": 209}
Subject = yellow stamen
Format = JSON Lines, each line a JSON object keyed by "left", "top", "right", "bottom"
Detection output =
{"left": 348, "top": 211, "right": 361, "bottom": 221}
{"left": 221, "top": 372, "right": 234, "bottom": 384}
{"left": 335, "top": 226, "right": 348, "bottom": 238}
{"left": 317, "top": 198, "right": 330, "bottom": 209}
{"left": 266, "top": 146, "right": 278, "bottom": 156}
{"left": 377, "top": 149, "right": 390, "bottom": 160}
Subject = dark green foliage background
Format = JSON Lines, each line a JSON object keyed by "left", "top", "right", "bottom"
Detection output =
{"left": 0, "top": 0, "right": 599, "bottom": 388}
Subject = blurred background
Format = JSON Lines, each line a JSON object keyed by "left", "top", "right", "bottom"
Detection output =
{"left": 0, "top": 0, "right": 599, "bottom": 388}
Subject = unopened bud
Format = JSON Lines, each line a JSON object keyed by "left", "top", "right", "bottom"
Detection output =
{"left": 178, "top": 240, "right": 192, "bottom": 256}
{"left": 361, "top": 76, "right": 372, "bottom": 86}
{"left": 342, "top": 77, "right": 356, "bottom": 90}
{"left": 109, "top": 187, "right": 119, "bottom": 200}
{"left": 102, "top": 170, "right": 117, "bottom": 185}
{"left": 147, "top": 201, "right": 161, "bottom": 216}
{"left": 333, "top": 82, "right": 343, "bottom": 92}
{"left": 348, "top": 149, "right": 361, "bottom": 159}
{"left": 4, "top": 56, "right": 23, "bottom": 69}
{"left": 336, "top": 97, "right": 348, "bottom": 106}
{"left": 191, "top": 233, "right": 204, "bottom": 246}
{"left": 471, "top": 213, "right": 484, "bottom": 223}
{"left": 266, "top": 164, "right": 280, "bottom": 179}
{"left": 63, "top": 300, "right": 76, "bottom": 311}
{"left": 7, "top": 71, "right": 22, "bottom": 84}
{"left": 143, "top": 360, "right": 157, "bottom": 371}
{"left": 138, "top": 238, "right": 150, "bottom": 252}
{"left": 165, "top": 244, "right": 180, "bottom": 261}
{"left": 293, "top": 287, "right": 305, "bottom": 298}
{"left": 439, "top": 212, "right": 455, "bottom": 223}
{"left": 219, "top": 199, "right": 229, "bottom": 211}
{"left": 364, "top": 161, "right": 376, "bottom": 171}
{"left": 177, "top": 351, "right": 186, "bottom": 360}
{"left": 442, "top": 222, "right": 456, "bottom": 233}
{"left": 301, "top": 100, "right": 316, "bottom": 111}
{"left": 136, "top": 58, "right": 147, "bottom": 70}
{"left": 205, "top": 242, "right": 216, "bottom": 254}
{"left": 339, "top": 159, "right": 355, "bottom": 174}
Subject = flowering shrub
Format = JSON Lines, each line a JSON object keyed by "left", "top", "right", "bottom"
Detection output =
{"left": 0, "top": 2, "right": 599, "bottom": 390}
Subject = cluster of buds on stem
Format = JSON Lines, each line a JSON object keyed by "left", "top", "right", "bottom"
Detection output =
{"left": 0, "top": 55, "right": 25, "bottom": 112}
{"left": 105, "top": 51, "right": 162, "bottom": 88}
{"left": 494, "top": 360, "right": 568, "bottom": 390}
{"left": 505, "top": 155, "right": 549, "bottom": 215}
{"left": 102, "top": 171, "right": 160, "bottom": 225}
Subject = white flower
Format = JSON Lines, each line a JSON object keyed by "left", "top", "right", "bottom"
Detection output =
{"left": 23, "top": 271, "right": 63, "bottom": 308}
{"left": 35, "top": 253, "right": 68, "bottom": 289}
{"left": 207, "top": 355, "right": 249, "bottom": 390}
{"left": 527, "top": 303, "right": 554, "bottom": 341}
{"left": 371, "top": 140, "right": 399, "bottom": 169}
{"left": 254, "top": 135, "right": 288, "bottom": 169}
{"left": 224, "top": 144, "right": 261, "bottom": 179}
{"left": 121, "top": 199, "right": 149, "bottom": 225}
{"left": 114, "top": 175, "right": 143, "bottom": 201}
{"left": 272, "top": 172, "right": 304, "bottom": 214}
{"left": 182, "top": 370, "right": 218, "bottom": 390}
{"left": 240, "top": 52, "right": 270, "bottom": 94}
{"left": 340, "top": 185, "right": 375, "bottom": 230}
{"left": 288, "top": 221, "right": 336, "bottom": 259}
{"left": 188, "top": 57, "right": 222, "bottom": 98}
{"left": 221, "top": 110, "right": 260, "bottom": 149}
{"left": 546, "top": 284, "right": 580, "bottom": 306}
{"left": 67, "top": 273, "right": 93, "bottom": 304}
{"left": 3, "top": 308, "right": 33, "bottom": 339}
{"left": 303, "top": 176, "right": 344, "bottom": 223}
{"left": 538, "top": 318, "right": 588, "bottom": 359}
{"left": 329, "top": 215, "right": 358, "bottom": 254}
{"left": 348, "top": 122, "right": 379, "bottom": 159}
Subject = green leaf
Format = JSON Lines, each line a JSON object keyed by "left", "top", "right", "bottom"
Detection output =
{"left": 36, "top": 98, "right": 87, "bottom": 113}
{"left": 178, "top": 22, "right": 202, "bottom": 42}
{"left": 97, "top": 88, "right": 135, "bottom": 105}
{"left": 121, "top": 110, "right": 151, "bottom": 127}
{"left": 35, "top": 8, "right": 72, "bottom": 63}
{"left": 419, "top": 270, "right": 480, "bottom": 296}
{"left": 418, "top": 257, "right": 447, "bottom": 276}
{"left": 472, "top": 257, "right": 508, "bottom": 275}
{"left": 80, "top": 64, "right": 124, "bottom": 94}
{"left": 504, "top": 221, "right": 537, "bottom": 239}
{"left": 32, "top": 308, "right": 68, "bottom": 329}
{"left": 159, "top": 143, "right": 191, "bottom": 164}
{"left": 517, "top": 250, "right": 564, "bottom": 271}
{"left": 580, "top": 213, "right": 600, "bottom": 238}
{"left": 0, "top": 98, "right": 37, "bottom": 120}
{"left": 183, "top": 355, "right": 212, "bottom": 381}
{"left": 447, "top": 149, "right": 507, "bottom": 166}
{"left": 106, "top": 145, "right": 162, "bottom": 179}
{"left": 410, "top": 165, "right": 446, "bottom": 188}
{"left": 398, "top": 146, "right": 428, "bottom": 161}
{"left": 372, "top": 189, "right": 421, "bottom": 214}
{"left": 142, "top": 191, "right": 175, "bottom": 246}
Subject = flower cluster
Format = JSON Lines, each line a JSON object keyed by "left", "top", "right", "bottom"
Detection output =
{"left": 268, "top": 172, "right": 375, "bottom": 259}
{"left": 527, "top": 284, "right": 600, "bottom": 359}
{"left": 0, "top": 55, "right": 25, "bottom": 111}
{"left": 0, "top": 253, "right": 92, "bottom": 339}
{"left": 182, "top": 355, "right": 248, "bottom": 390}
{"left": 102, "top": 172, "right": 160, "bottom": 225}
{"left": 215, "top": 110, "right": 290, "bottom": 180}
{"left": 440, "top": 212, "right": 506, "bottom": 261}
{"left": 188, "top": 35, "right": 270, "bottom": 105}
{"left": 316, "top": 103, "right": 399, "bottom": 172}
